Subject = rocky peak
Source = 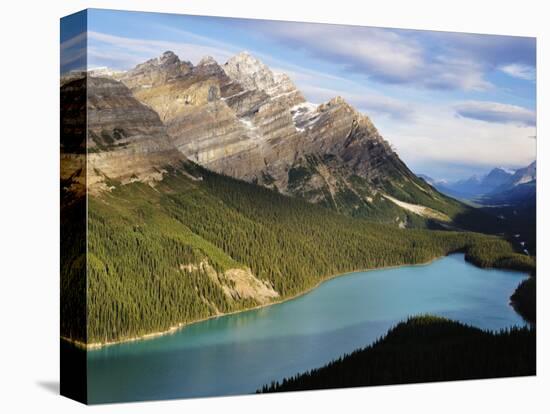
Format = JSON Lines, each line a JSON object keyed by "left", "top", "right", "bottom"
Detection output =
{"left": 139, "top": 51, "right": 191, "bottom": 72}
{"left": 158, "top": 50, "right": 179, "bottom": 65}
{"left": 486, "top": 167, "right": 513, "bottom": 181}
{"left": 223, "top": 51, "right": 276, "bottom": 92}
{"left": 272, "top": 73, "right": 296, "bottom": 92}
{"left": 325, "top": 96, "right": 351, "bottom": 108}
{"left": 510, "top": 161, "right": 536, "bottom": 186}
{"left": 119, "top": 51, "right": 193, "bottom": 89}
{"left": 193, "top": 56, "right": 226, "bottom": 77}
{"left": 197, "top": 56, "right": 218, "bottom": 66}
{"left": 317, "top": 96, "right": 361, "bottom": 121}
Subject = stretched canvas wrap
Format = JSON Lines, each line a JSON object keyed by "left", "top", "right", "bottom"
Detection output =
{"left": 60, "top": 8, "right": 537, "bottom": 404}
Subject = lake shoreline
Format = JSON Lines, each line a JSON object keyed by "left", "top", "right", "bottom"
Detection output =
{"left": 64, "top": 252, "right": 525, "bottom": 350}
{"left": 63, "top": 254, "right": 451, "bottom": 350}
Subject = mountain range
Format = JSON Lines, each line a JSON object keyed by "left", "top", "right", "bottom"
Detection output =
{"left": 65, "top": 50, "right": 478, "bottom": 228}
{"left": 420, "top": 161, "right": 536, "bottom": 206}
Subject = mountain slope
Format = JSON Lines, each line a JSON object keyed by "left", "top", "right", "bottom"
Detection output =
{"left": 61, "top": 74, "right": 187, "bottom": 194}
{"left": 113, "top": 51, "right": 469, "bottom": 227}
{"left": 66, "top": 165, "right": 532, "bottom": 344}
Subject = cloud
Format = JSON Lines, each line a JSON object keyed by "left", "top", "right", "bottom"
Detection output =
{"left": 60, "top": 32, "right": 86, "bottom": 73}
{"left": 245, "top": 21, "right": 535, "bottom": 91}
{"left": 499, "top": 63, "right": 536, "bottom": 81}
{"left": 255, "top": 24, "right": 468, "bottom": 88}
{"left": 298, "top": 84, "right": 415, "bottom": 121}
{"left": 454, "top": 101, "right": 536, "bottom": 126}
{"left": 376, "top": 102, "right": 536, "bottom": 180}
{"left": 87, "top": 31, "right": 237, "bottom": 69}
{"left": 436, "top": 32, "right": 536, "bottom": 68}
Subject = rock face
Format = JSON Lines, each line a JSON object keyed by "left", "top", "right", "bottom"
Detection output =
{"left": 97, "top": 51, "right": 454, "bottom": 220}
{"left": 506, "top": 161, "right": 536, "bottom": 188}
{"left": 116, "top": 51, "right": 193, "bottom": 90}
{"left": 61, "top": 74, "right": 186, "bottom": 193}
{"left": 180, "top": 259, "right": 279, "bottom": 306}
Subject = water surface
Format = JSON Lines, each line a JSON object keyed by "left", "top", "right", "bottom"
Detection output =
{"left": 87, "top": 254, "right": 528, "bottom": 403}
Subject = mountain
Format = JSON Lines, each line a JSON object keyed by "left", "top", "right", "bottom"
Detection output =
{"left": 428, "top": 162, "right": 536, "bottom": 205}
{"left": 509, "top": 161, "right": 536, "bottom": 187}
{"left": 483, "top": 181, "right": 536, "bottom": 207}
{"left": 475, "top": 162, "right": 536, "bottom": 255}
{"left": 107, "top": 51, "right": 468, "bottom": 226}
{"left": 426, "top": 168, "right": 514, "bottom": 200}
{"left": 421, "top": 162, "right": 536, "bottom": 253}
{"left": 484, "top": 167, "right": 516, "bottom": 190}
{"left": 475, "top": 161, "right": 536, "bottom": 207}
{"left": 487, "top": 162, "right": 536, "bottom": 200}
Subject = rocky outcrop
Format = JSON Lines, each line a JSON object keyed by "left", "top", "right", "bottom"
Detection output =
{"left": 223, "top": 52, "right": 278, "bottom": 92}
{"left": 180, "top": 259, "right": 279, "bottom": 305}
{"left": 115, "top": 51, "right": 193, "bottom": 90}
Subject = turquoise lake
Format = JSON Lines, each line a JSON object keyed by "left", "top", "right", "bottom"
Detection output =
{"left": 87, "top": 253, "right": 528, "bottom": 403}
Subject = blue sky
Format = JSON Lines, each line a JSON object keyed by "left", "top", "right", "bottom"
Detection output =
{"left": 62, "top": 8, "right": 537, "bottom": 181}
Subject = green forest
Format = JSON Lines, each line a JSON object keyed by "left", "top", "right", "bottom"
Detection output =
{"left": 259, "top": 316, "right": 536, "bottom": 393}
{"left": 61, "top": 162, "right": 535, "bottom": 344}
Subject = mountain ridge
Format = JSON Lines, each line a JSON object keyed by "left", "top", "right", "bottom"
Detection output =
{"left": 95, "top": 50, "right": 468, "bottom": 227}
{"left": 422, "top": 162, "right": 536, "bottom": 204}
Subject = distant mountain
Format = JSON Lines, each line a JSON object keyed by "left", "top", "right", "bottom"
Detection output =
{"left": 491, "top": 162, "right": 536, "bottom": 194}
{"left": 424, "top": 168, "right": 515, "bottom": 200}
{"left": 457, "top": 161, "right": 536, "bottom": 255}
{"left": 482, "top": 161, "right": 536, "bottom": 207}
{"left": 483, "top": 168, "right": 517, "bottom": 192}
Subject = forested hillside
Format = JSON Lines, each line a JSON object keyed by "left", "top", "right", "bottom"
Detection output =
{"left": 61, "top": 162, "right": 534, "bottom": 345}
{"left": 260, "top": 316, "right": 535, "bottom": 393}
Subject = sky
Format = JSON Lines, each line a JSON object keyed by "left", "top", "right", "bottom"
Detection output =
{"left": 61, "top": 9, "right": 537, "bottom": 181}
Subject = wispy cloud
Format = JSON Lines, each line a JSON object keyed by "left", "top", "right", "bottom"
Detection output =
{"left": 378, "top": 102, "right": 536, "bottom": 180}
{"left": 454, "top": 101, "right": 536, "bottom": 127}
{"left": 499, "top": 63, "right": 536, "bottom": 81}
{"left": 60, "top": 32, "right": 86, "bottom": 73}
{"left": 298, "top": 84, "right": 415, "bottom": 121}
{"left": 255, "top": 24, "right": 478, "bottom": 89}
{"left": 87, "top": 31, "right": 236, "bottom": 69}
{"left": 244, "top": 21, "right": 535, "bottom": 91}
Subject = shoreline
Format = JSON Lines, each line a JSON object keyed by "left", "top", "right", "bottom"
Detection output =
{"left": 63, "top": 254, "right": 449, "bottom": 351}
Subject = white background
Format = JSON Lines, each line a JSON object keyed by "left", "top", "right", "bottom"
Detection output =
{"left": 0, "top": 0, "right": 547, "bottom": 412}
